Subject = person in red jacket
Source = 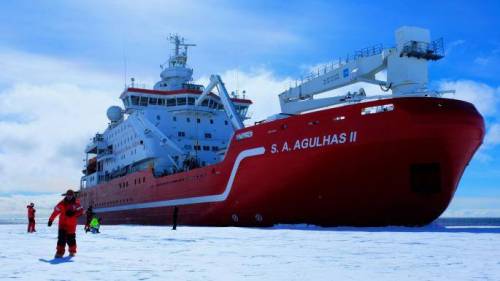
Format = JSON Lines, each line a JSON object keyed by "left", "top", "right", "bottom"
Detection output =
{"left": 27, "top": 202, "right": 36, "bottom": 233}
{"left": 48, "top": 189, "right": 84, "bottom": 258}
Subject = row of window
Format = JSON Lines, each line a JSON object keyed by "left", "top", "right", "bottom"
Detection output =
{"left": 177, "top": 132, "right": 212, "bottom": 139}
{"left": 116, "top": 176, "right": 147, "bottom": 189}
{"left": 193, "top": 145, "right": 219, "bottom": 151}
{"left": 172, "top": 116, "right": 228, "bottom": 125}
{"left": 128, "top": 95, "right": 224, "bottom": 110}
{"left": 181, "top": 143, "right": 219, "bottom": 151}
{"left": 94, "top": 198, "right": 133, "bottom": 208}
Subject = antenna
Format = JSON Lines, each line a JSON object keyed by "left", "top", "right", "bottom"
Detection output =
{"left": 122, "top": 40, "right": 128, "bottom": 88}
{"left": 123, "top": 55, "right": 128, "bottom": 88}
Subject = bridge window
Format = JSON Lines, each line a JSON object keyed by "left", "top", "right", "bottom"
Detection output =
{"left": 188, "top": 97, "right": 195, "bottom": 105}
{"left": 203, "top": 145, "right": 210, "bottom": 151}
{"left": 131, "top": 96, "right": 140, "bottom": 105}
{"left": 177, "top": 97, "right": 187, "bottom": 106}
{"left": 158, "top": 98, "right": 165, "bottom": 106}
{"left": 201, "top": 99, "right": 209, "bottom": 107}
{"left": 167, "top": 98, "right": 176, "bottom": 107}
{"left": 149, "top": 97, "right": 158, "bottom": 105}
{"left": 140, "top": 97, "right": 148, "bottom": 106}
{"left": 236, "top": 105, "right": 248, "bottom": 117}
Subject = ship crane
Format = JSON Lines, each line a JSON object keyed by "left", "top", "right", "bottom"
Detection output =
{"left": 128, "top": 112, "right": 184, "bottom": 169}
{"left": 279, "top": 26, "right": 446, "bottom": 114}
{"left": 196, "top": 74, "right": 245, "bottom": 130}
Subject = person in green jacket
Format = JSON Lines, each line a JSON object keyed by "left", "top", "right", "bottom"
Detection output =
{"left": 89, "top": 217, "right": 100, "bottom": 234}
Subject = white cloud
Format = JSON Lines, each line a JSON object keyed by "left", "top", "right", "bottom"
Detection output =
{"left": 474, "top": 57, "right": 490, "bottom": 66}
{"left": 0, "top": 49, "right": 121, "bottom": 193}
{"left": 445, "top": 39, "right": 465, "bottom": 55}
{"left": 442, "top": 196, "right": 500, "bottom": 217}
{"left": 0, "top": 193, "right": 60, "bottom": 220}
{"left": 0, "top": 48, "right": 121, "bottom": 89}
{"left": 196, "top": 69, "right": 294, "bottom": 123}
{"left": 439, "top": 80, "right": 499, "bottom": 116}
{"left": 485, "top": 123, "right": 500, "bottom": 147}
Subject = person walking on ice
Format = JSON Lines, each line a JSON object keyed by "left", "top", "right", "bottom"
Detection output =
{"left": 48, "top": 189, "right": 84, "bottom": 258}
{"left": 26, "top": 202, "right": 36, "bottom": 233}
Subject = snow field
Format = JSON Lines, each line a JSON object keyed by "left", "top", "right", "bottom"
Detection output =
{"left": 0, "top": 224, "right": 499, "bottom": 280}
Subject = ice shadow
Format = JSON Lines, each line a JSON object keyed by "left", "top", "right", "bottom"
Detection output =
{"left": 39, "top": 256, "right": 74, "bottom": 264}
{"left": 266, "top": 224, "right": 500, "bottom": 234}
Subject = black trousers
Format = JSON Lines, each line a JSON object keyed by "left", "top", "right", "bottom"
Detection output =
{"left": 57, "top": 229, "right": 76, "bottom": 251}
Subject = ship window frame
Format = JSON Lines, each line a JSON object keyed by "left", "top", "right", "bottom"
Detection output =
{"left": 187, "top": 97, "right": 195, "bottom": 105}
{"left": 158, "top": 98, "right": 165, "bottom": 106}
{"left": 139, "top": 97, "right": 148, "bottom": 106}
{"left": 177, "top": 97, "right": 187, "bottom": 106}
{"left": 149, "top": 97, "right": 158, "bottom": 105}
{"left": 204, "top": 133, "right": 212, "bottom": 139}
{"left": 167, "top": 98, "right": 176, "bottom": 107}
{"left": 203, "top": 145, "right": 210, "bottom": 151}
{"left": 131, "top": 96, "right": 140, "bottom": 105}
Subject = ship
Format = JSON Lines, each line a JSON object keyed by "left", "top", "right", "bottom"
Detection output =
{"left": 78, "top": 27, "right": 485, "bottom": 226}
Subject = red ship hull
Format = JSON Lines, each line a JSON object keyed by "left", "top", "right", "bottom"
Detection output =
{"left": 79, "top": 97, "right": 484, "bottom": 226}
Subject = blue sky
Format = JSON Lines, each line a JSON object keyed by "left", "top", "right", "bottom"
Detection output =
{"left": 0, "top": 0, "right": 499, "bottom": 216}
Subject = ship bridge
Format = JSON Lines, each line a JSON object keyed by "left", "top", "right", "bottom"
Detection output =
{"left": 120, "top": 87, "right": 251, "bottom": 120}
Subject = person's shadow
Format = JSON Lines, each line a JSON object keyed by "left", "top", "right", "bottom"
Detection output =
{"left": 39, "top": 256, "right": 74, "bottom": 264}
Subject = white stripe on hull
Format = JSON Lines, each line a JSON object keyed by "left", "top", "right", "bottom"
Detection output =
{"left": 94, "top": 147, "right": 265, "bottom": 213}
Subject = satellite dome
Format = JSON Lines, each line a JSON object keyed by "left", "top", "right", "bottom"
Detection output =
{"left": 107, "top": 106, "right": 123, "bottom": 122}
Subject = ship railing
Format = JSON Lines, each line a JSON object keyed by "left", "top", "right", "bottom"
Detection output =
{"left": 296, "top": 43, "right": 384, "bottom": 86}
{"left": 127, "top": 82, "right": 149, "bottom": 89}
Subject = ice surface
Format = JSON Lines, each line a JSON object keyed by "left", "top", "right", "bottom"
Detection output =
{"left": 0, "top": 224, "right": 499, "bottom": 281}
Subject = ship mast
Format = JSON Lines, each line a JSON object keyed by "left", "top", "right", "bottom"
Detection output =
{"left": 154, "top": 35, "right": 196, "bottom": 91}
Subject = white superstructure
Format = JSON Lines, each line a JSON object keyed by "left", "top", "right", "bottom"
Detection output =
{"left": 81, "top": 35, "right": 251, "bottom": 188}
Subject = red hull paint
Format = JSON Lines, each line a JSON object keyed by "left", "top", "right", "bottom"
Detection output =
{"left": 79, "top": 97, "right": 484, "bottom": 226}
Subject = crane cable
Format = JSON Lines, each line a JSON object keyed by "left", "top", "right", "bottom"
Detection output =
{"left": 380, "top": 82, "right": 392, "bottom": 92}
